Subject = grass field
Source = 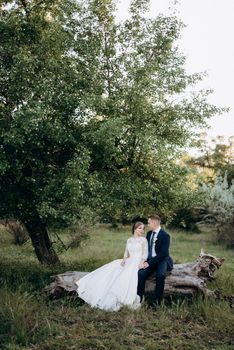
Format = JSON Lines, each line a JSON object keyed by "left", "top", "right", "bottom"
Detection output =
{"left": 0, "top": 224, "right": 234, "bottom": 350}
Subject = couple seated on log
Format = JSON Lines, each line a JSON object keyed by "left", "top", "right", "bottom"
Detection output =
{"left": 76, "top": 214, "right": 173, "bottom": 311}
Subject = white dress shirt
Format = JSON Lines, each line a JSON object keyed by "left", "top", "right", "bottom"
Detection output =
{"left": 150, "top": 226, "right": 161, "bottom": 258}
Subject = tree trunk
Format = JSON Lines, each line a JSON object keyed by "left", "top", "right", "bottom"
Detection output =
{"left": 24, "top": 215, "right": 60, "bottom": 265}
{"left": 44, "top": 250, "right": 229, "bottom": 301}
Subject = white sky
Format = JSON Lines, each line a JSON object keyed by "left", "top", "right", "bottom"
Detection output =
{"left": 116, "top": 0, "right": 234, "bottom": 142}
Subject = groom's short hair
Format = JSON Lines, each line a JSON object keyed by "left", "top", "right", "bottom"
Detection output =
{"left": 148, "top": 214, "right": 161, "bottom": 222}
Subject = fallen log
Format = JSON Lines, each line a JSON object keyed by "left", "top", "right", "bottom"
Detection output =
{"left": 45, "top": 250, "right": 225, "bottom": 300}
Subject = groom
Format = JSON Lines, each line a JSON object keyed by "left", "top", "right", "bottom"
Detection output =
{"left": 137, "top": 214, "right": 173, "bottom": 306}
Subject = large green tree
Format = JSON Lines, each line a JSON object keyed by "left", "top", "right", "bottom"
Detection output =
{"left": 0, "top": 0, "right": 97, "bottom": 263}
{"left": 0, "top": 0, "right": 223, "bottom": 263}
{"left": 78, "top": 0, "right": 223, "bottom": 222}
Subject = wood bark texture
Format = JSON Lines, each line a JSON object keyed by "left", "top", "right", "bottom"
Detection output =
{"left": 45, "top": 250, "right": 229, "bottom": 301}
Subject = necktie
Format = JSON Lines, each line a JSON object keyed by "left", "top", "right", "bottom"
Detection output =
{"left": 148, "top": 231, "right": 156, "bottom": 259}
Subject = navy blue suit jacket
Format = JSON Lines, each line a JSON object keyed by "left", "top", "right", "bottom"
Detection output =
{"left": 146, "top": 228, "right": 173, "bottom": 270}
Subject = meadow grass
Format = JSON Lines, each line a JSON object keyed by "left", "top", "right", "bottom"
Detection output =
{"left": 0, "top": 224, "right": 234, "bottom": 350}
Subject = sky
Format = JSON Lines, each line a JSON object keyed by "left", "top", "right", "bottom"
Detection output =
{"left": 116, "top": 0, "right": 234, "bottom": 142}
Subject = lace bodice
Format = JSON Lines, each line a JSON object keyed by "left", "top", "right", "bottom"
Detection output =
{"left": 123, "top": 236, "right": 148, "bottom": 262}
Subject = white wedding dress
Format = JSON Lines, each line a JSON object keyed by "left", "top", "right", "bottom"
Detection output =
{"left": 76, "top": 236, "right": 148, "bottom": 311}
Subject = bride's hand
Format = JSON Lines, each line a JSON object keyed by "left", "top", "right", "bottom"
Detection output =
{"left": 138, "top": 262, "right": 145, "bottom": 269}
{"left": 121, "top": 258, "right": 126, "bottom": 266}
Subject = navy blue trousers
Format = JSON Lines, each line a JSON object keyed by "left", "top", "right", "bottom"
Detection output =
{"left": 137, "top": 258, "right": 168, "bottom": 305}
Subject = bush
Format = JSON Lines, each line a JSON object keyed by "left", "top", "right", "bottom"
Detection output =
{"left": 5, "top": 219, "right": 29, "bottom": 245}
{"left": 206, "top": 174, "right": 234, "bottom": 247}
{"left": 168, "top": 208, "right": 200, "bottom": 232}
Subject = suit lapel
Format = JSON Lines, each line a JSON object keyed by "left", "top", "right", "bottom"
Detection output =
{"left": 156, "top": 228, "right": 163, "bottom": 239}
{"left": 147, "top": 230, "right": 152, "bottom": 243}
{"left": 154, "top": 229, "right": 163, "bottom": 248}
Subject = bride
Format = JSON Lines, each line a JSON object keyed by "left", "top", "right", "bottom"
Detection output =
{"left": 76, "top": 222, "right": 148, "bottom": 311}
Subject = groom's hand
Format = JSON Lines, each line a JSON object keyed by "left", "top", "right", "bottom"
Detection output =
{"left": 143, "top": 262, "right": 149, "bottom": 269}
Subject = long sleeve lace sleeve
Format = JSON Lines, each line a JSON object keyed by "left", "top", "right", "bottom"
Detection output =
{"left": 141, "top": 238, "right": 148, "bottom": 262}
{"left": 123, "top": 240, "right": 130, "bottom": 259}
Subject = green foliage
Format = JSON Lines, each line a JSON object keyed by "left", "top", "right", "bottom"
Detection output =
{"left": 79, "top": 0, "right": 223, "bottom": 222}
{"left": 172, "top": 136, "right": 234, "bottom": 233}
{"left": 205, "top": 174, "right": 234, "bottom": 247}
{"left": 0, "top": 1, "right": 94, "bottom": 228}
{"left": 0, "top": 0, "right": 225, "bottom": 261}
{"left": 166, "top": 177, "right": 207, "bottom": 231}
{"left": 168, "top": 208, "right": 200, "bottom": 232}
{"left": 187, "top": 135, "right": 234, "bottom": 185}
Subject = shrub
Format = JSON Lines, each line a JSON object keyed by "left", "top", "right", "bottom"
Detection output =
{"left": 206, "top": 174, "right": 234, "bottom": 247}
{"left": 168, "top": 207, "right": 200, "bottom": 232}
{"left": 5, "top": 219, "right": 29, "bottom": 245}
